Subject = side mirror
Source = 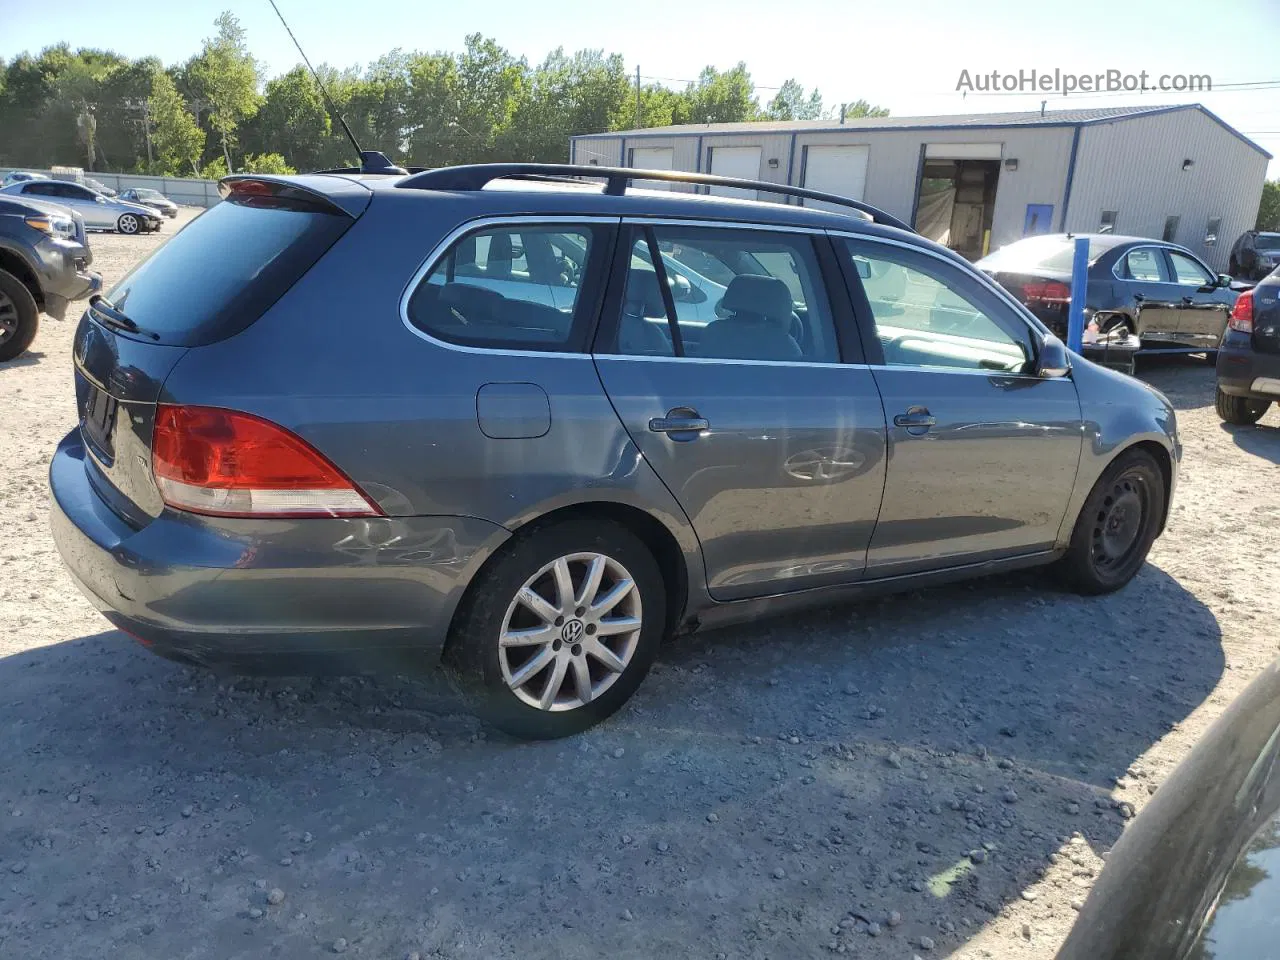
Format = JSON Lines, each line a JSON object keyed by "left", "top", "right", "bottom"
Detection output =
{"left": 1217, "top": 274, "right": 1233, "bottom": 287}
{"left": 1036, "top": 334, "right": 1071, "bottom": 378}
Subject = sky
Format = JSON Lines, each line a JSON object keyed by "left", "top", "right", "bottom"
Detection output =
{"left": 3, "top": 0, "right": 1280, "bottom": 176}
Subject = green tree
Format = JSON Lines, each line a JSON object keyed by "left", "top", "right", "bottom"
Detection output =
{"left": 501, "top": 49, "right": 631, "bottom": 161}
{"left": 765, "top": 79, "right": 823, "bottom": 121}
{"left": 1256, "top": 179, "right": 1280, "bottom": 231}
{"left": 187, "top": 11, "right": 260, "bottom": 173}
{"left": 823, "top": 98, "right": 890, "bottom": 121}
{"left": 199, "top": 155, "right": 229, "bottom": 179}
{"left": 147, "top": 67, "right": 203, "bottom": 175}
{"left": 674, "top": 64, "right": 759, "bottom": 125}
{"left": 240, "top": 152, "right": 295, "bottom": 174}
{"left": 243, "top": 66, "right": 330, "bottom": 172}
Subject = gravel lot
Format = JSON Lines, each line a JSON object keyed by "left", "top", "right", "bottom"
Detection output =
{"left": 1, "top": 210, "right": 1278, "bottom": 959}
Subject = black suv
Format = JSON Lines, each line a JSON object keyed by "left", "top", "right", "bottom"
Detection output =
{"left": 0, "top": 195, "right": 100, "bottom": 360}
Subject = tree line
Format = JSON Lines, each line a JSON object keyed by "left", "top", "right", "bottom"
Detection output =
{"left": 0, "top": 11, "right": 889, "bottom": 178}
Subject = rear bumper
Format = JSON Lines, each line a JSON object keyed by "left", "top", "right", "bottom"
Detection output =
{"left": 48, "top": 430, "right": 510, "bottom": 673}
{"left": 1216, "top": 330, "right": 1280, "bottom": 400}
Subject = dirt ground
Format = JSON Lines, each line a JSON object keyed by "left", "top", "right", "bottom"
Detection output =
{"left": 1, "top": 210, "right": 1278, "bottom": 959}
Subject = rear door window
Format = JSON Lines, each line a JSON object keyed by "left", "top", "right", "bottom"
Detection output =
{"left": 102, "top": 194, "right": 354, "bottom": 345}
{"left": 407, "top": 223, "right": 609, "bottom": 351}
{"left": 1123, "top": 247, "right": 1170, "bottom": 282}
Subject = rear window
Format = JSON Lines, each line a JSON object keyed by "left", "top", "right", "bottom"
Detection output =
{"left": 978, "top": 236, "right": 1111, "bottom": 273}
{"left": 102, "top": 195, "right": 352, "bottom": 346}
{"left": 1255, "top": 234, "right": 1280, "bottom": 252}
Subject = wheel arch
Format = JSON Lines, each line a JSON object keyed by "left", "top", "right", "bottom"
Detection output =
{"left": 445, "top": 496, "right": 700, "bottom": 660}
{"left": 0, "top": 248, "right": 43, "bottom": 308}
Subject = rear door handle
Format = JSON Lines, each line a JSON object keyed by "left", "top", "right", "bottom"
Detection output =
{"left": 649, "top": 407, "right": 709, "bottom": 438}
{"left": 1181, "top": 296, "right": 1195, "bottom": 305}
{"left": 893, "top": 408, "right": 936, "bottom": 436}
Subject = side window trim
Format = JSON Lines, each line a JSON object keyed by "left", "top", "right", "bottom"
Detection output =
{"left": 399, "top": 215, "right": 620, "bottom": 356}
{"left": 833, "top": 232, "right": 1041, "bottom": 376}
{"left": 641, "top": 225, "right": 686, "bottom": 356}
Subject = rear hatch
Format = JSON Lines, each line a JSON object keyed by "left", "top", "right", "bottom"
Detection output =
{"left": 73, "top": 177, "right": 366, "bottom": 525}
{"left": 1251, "top": 274, "right": 1280, "bottom": 355}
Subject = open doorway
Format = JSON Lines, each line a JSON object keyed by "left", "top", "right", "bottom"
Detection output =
{"left": 913, "top": 157, "right": 1001, "bottom": 260}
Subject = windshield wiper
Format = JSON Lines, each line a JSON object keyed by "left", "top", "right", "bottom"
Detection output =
{"left": 89, "top": 294, "right": 159, "bottom": 340}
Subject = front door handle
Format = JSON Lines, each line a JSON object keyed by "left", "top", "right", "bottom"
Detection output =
{"left": 1182, "top": 296, "right": 1195, "bottom": 305}
{"left": 893, "top": 407, "right": 936, "bottom": 436}
{"left": 649, "top": 407, "right": 709, "bottom": 439}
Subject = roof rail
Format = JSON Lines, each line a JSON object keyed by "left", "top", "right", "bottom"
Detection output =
{"left": 395, "top": 163, "right": 914, "bottom": 232}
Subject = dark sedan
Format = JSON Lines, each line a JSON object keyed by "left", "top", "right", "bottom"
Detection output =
{"left": 1215, "top": 267, "right": 1280, "bottom": 424}
{"left": 977, "top": 233, "right": 1237, "bottom": 356}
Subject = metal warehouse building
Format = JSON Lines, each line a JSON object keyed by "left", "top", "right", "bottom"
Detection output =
{"left": 570, "top": 104, "right": 1270, "bottom": 270}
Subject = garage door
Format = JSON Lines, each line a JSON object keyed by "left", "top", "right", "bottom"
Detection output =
{"left": 801, "top": 145, "right": 869, "bottom": 212}
{"left": 630, "top": 146, "right": 674, "bottom": 190}
{"left": 709, "top": 146, "right": 762, "bottom": 199}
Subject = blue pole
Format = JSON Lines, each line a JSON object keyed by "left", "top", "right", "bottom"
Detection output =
{"left": 1067, "top": 236, "right": 1089, "bottom": 352}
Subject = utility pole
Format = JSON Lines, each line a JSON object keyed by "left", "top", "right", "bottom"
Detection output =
{"left": 635, "top": 65, "right": 642, "bottom": 129}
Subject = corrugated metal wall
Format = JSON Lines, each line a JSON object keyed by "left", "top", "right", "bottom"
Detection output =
{"left": 574, "top": 126, "right": 1076, "bottom": 250}
{"left": 1066, "top": 109, "right": 1268, "bottom": 271}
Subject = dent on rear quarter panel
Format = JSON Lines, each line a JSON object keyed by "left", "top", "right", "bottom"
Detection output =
{"left": 1053, "top": 358, "right": 1178, "bottom": 545}
{"left": 158, "top": 191, "right": 710, "bottom": 604}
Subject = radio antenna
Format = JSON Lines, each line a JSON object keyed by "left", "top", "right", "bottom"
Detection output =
{"left": 266, "top": 0, "right": 404, "bottom": 173}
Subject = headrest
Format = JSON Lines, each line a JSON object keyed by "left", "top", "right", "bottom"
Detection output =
{"left": 624, "top": 269, "right": 666, "bottom": 317}
{"left": 721, "top": 274, "right": 793, "bottom": 321}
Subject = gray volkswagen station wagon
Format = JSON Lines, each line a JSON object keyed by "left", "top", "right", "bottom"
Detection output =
{"left": 49, "top": 162, "right": 1180, "bottom": 739}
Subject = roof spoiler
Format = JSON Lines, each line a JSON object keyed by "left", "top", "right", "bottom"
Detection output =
{"left": 395, "top": 163, "right": 914, "bottom": 232}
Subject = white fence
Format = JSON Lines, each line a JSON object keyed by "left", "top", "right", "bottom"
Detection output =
{"left": 1, "top": 168, "right": 221, "bottom": 208}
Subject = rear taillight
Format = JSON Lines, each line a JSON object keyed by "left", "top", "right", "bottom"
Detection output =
{"left": 1228, "top": 290, "right": 1254, "bottom": 333}
{"left": 1023, "top": 280, "right": 1072, "bottom": 304}
{"left": 151, "top": 405, "right": 382, "bottom": 519}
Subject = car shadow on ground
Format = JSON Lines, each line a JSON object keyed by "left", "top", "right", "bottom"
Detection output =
{"left": 1134, "top": 354, "right": 1216, "bottom": 410}
{"left": 3, "top": 349, "right": 45, "bottom": 369}
{"left": 1219, "top": 420, "right": 1280, "bottom": 464}
{"left": 0, "top": 562, "right": 1220, "bottom": 959}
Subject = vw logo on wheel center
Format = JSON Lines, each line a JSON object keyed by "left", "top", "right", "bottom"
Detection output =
{"left": 560, "top": 619, "right": 585, "bottom": 643}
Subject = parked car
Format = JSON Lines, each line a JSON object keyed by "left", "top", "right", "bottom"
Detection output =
{"left": 118, "top": 187, "right": 179, "bottom": 218}
{"left": 0, "top": 179, "right": 162, "bottom": 234}
{"left": 1228, "top": 230, "right": 1280, "bottom": 281}
{"left": 84, "top": 177, "right": 117, "bottom": 198}
{"left": 49, "top": 163, "right": 1180, "bottom": 739}
{"left": 1, "top": 170, "right": 50, "bottom": 187}
{"left": 1215, "top": 266, "right": 1280, "bottom": 424}
{"left": 0, "top": 196, "right": 100, "bottom": 360}
{"left": 977, "top": 233, "right": 1236, "bottom": 356}
{"left": 1058, "top": 658, "right": 1280, "bottom": 960}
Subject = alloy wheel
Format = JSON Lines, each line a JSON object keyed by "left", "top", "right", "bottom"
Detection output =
{"left": 498, "top": 552, "right": 642, "bottom": 712}
{"left": 118, "top": 214, "right": 139, "bottom": 234}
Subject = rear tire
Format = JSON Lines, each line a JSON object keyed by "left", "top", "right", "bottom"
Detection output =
{"left": 1216, "top": 387, "right": 1270, "bottom": 425}
{"left": 1058, "top": 448, "right": 1165, "bottom": 595}
{"left": 117, "top": 213, "right": 140, "bottom": 235}
{"left": 443, "top": 517, "right": 667, "bottom": 739}
{"left": 0, "top": 268, "right": 39, "bottom": 362}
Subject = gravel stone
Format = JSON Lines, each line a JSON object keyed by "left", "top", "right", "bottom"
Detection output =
{"left": 886, "top": 910, "right": 902, "bottom": 927}
{"left": 267, "top": 888, "right": 285, "bottom": 905}
{"left": 332, "top": 938, "right": 349, "bottom": 953}
{"left": 772, "top": 867, "right": 787, "bottom": 880}
{"left": 969, "top": 849, "right": 987, "bottom": 864}
{"left": 919, "top": 936, "right": 935, "bottom": 951}
{"left": 248, "top": 907, "right": 263, "bottom": 919}
{"left": 866, "top": 921, "right": 881, "bottom": 937}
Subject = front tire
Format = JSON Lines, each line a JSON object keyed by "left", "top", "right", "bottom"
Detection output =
{"left": 0, "top": 268, "right": 39, "bottom": 361}
{"left": 1058, "top": 448, "right": 1165, "bottom": 595}
{"left": 1216, "top": 387, "right": 1270, "bottom": 425}
{"left": 117, "top": 213, "right": 140, "bottom": 235}
{"left": 443, "top": 518, "right": 667, "bottom": 739}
